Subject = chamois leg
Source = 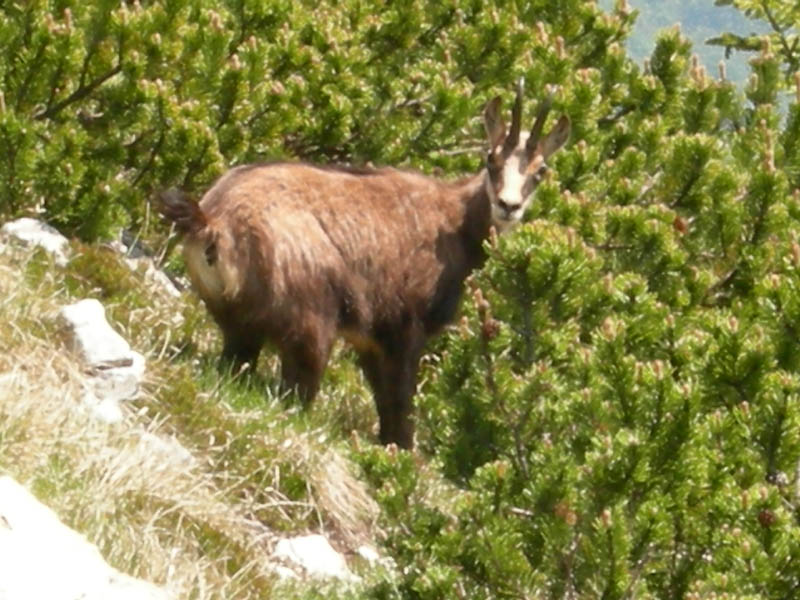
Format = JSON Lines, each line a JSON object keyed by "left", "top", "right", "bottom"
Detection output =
{"left": 279, "top": 316, "right": 336, "bottom": 405}
{"left": 358, "top": 332, "right": 424, "bottom": 449}
{"left": 357, "top": 350, "right": 387, "bottom": 414}
{"left": 220, "top": 327, "right": 264, "bottom": 375}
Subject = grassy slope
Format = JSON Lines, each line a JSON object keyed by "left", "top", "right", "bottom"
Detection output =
{"left": 0, "top": 239, "right": 414, "bottom": 599}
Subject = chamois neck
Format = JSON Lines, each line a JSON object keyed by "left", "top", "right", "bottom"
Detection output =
{"left": 455, "top": 170, "right": 493, "bottom": 249}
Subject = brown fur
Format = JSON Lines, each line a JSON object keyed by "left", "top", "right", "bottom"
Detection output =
{"left": 159, "top": 91, "right": 570, "bottom": 449}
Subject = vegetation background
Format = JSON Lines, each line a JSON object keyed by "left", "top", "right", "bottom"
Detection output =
{"left": 2, "top": 0, "right": 800, "bottom": 598}
{"left": 603, "top": 0, "right": 770, "bottom": 82}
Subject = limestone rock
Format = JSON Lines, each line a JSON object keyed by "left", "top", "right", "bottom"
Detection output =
{"left": 109, "top": 234, "right": 183, "bottom": 300}
{"left": 59, "top": 299, "right": 146, "bottom": 422}
{"left": 273, "top": 534, "right": 358, "bottom": 581}
{"left": 60, "top": 299, "right": 136, "bottom": 367}
{"left": 0, "top": 217, "right": 70, "bottom": 266}
{"left": 0, "top": 475, "right": 171, "bottom": 600}
{"left": 129, "top": 257, "right": 182, "bottom": 299}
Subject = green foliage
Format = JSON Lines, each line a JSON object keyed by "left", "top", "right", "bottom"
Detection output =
{"left": 364, "top": 5, "right": 800, "bottom": 600}
{"left": 0, "top": 0, "right": 632, "bottom": 241}
{"left": 710, "top": 0, "right": 800, "bottom": 88}
{"left": 596, "top": 0, "right": 769, "bottom": 85}
{"left": 8, "top": 1, "right": 800, "bottom": 598}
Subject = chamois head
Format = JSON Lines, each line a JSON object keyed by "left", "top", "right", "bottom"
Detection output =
{"left": 483, "top": 80, "right": 571, "bottom": 230}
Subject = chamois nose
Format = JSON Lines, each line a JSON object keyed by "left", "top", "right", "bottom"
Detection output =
{"left": 497, "top": 198, "right": 520, "bottom": 218}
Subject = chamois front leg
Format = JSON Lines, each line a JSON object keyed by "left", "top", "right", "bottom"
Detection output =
{"left": 358, "top": 325, "right": 425, "bottom": 449}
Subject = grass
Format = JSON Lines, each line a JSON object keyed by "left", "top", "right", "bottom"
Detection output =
{"left": 0, "top": 241, "right": 395, "bottom": 599}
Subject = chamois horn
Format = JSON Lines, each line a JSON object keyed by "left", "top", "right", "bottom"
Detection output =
{"left": 502, "top": 77, "right": 525, "bottom": 157}
{"left": 525, "top": 90, "right": 554, "bottom": 157}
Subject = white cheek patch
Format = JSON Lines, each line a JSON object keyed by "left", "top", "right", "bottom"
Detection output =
{"left": 498, "top": 154, "right": 528, "bottom": 207}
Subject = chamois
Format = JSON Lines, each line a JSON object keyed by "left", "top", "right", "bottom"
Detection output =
{"left": 159, "top": 81, "right": 570, "bottom": 449}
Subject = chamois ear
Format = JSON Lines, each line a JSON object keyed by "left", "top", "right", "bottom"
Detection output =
{"left": 539, "top": 115, "right": 571, "bottom": 159}
{"left": 483, "top": 96, "right": 506, "bottom": 152}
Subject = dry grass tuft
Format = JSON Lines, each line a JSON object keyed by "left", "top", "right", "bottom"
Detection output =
{"left": 0, "top": 247, "right": 383, "bottom": 598}
{"left": 286, "top": 437, "right": 380, "bottom": 549}
{"left": 0, "top": 251, "right": 281, "bottom": 596}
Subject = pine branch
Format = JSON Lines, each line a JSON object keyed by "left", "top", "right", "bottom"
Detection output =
{"left": 598, "top": 104, "right": 635, "bottom": 128}
{"left": 507, "top": 506, "right": 535, "bottom": 518}
{"left": 589, "top": 242, "right": 636, "bottom": 252}
{"left": 602, "top": 523, "right": 618, "bottom": 598}
{"left": 669, "top": 169, "right": 701, "bottom": 209}
{"left": 133, "top": 100, "right": 168, "bottom": 187}
{"left": 182, "top": 138, "right": 213, "bottom": 189}
{"left": 622, "top": 538, "right": 654, "bottom": 600}
{"left": 760, "top": 1, "right": 793, "bottom": 53}
{"left": 561, "top": 531, "right": 581, "bottom": 600}
{"left": 35, "top": 64, "right": 121, "bottom": 121}
{"left": 132, "top": 129, "right": 166, "bottom": 187}
{"left": 702, "top": 265, "right": 738, "bottom": 306}
{"left": 764, "top": 395, "right": 787, "bottom": 482}
{"left": 794, "top": 456, "right": 800, "bottom": 505}
{"left": 431, "top": 145, "right": 485, "bottom": 157}
{"left": 15, "top": 40, "right": 48, "bottom": 113}
{"left": 636, "top": 173, "right": 662, "bottom": 205}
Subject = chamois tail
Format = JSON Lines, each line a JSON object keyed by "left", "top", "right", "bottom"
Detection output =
{"left": 158, "top": 189, "right": 207, "bottom": 235}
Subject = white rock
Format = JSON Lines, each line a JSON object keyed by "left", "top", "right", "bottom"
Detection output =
{"left": 111, "top": 233, "right": 182, "bottom": 299}
{"left": 127, "top": 257, "right": 182, "bottom": 299}
{"left": 89, "top": 350, "right": 146, "bottom": 403}
{"left": 273, "top": 534, "right": 357, "bottom": 581}
{"left": 60, "top": 299, "right": 135, "bottom": 367}
{"left": 81, "top": 391, "right": 126, "bottom": 424}
{"left": 59, "top": 299, "right": 146, "bottom": 421}
{"left": 356, "top": 544, "right": 382, "bottom": 566}
{"left": 0, "top": 217, "right": 70, "bottom": 266}
{"left": 0, "top": 476, "right": 171, "bottom": 600}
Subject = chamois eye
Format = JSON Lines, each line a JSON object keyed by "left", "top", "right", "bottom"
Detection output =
{"left": 487, "top": 153, "right": 502, "bottom": 176}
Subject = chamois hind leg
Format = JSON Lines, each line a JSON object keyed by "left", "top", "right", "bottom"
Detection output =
{"left": 278, "top": 315, "right": 336, "bottom": 406}
{"left": 358, "top": 325, "right": 425, "bottom": 449}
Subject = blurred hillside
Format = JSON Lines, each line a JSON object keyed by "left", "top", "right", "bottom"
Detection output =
{"left": 602, "top": 0, "right": 769, "bottom": 82}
